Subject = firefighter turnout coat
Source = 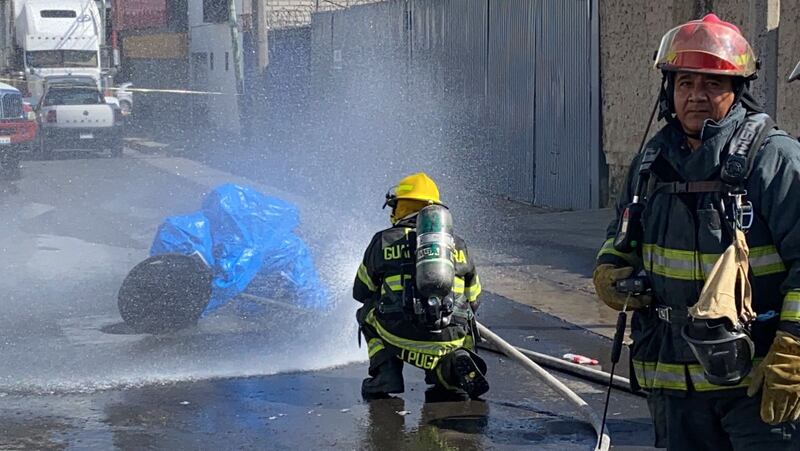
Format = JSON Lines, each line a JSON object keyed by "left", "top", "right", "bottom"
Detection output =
{"left": 353, "top": 215, "right": 482, "bottom": 370}
{"left": 597, "top": 104, "right": 800, "bottom": 394}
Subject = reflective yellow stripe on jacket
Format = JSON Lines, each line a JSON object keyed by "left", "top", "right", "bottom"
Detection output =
{"left": 633, "top": 359, "right": 761, "bottom": 392}
{"left": 597, "top": 238, "right": 640, "bottom": 266}
{"left": 453, "top": 277, "right": 465, "bottom": 294}
{"left": 379, "top": 274, "right": 481, "bottom": 301}
{"left": 643, "top": 244, "right": 704, "bottom": 281}
{"left": 357, "top": 263, "right": 377, "bottom": 292}
{"left": 465, "top": 275, "right": 482, "bottom": 302}
{"left": 365, "top": 309, "right": 465, "bottom": 356}
{"left": 749, "top": 245, "right": 786, "bottom": 276}
{"left": 380, "top": 274, "right": 412, "bottom": 295}
{"left": 642, "top": 244, "right": 785, "bottom": 281}
{"left": 781, "top": 291, "right": 800, "bottom": 322}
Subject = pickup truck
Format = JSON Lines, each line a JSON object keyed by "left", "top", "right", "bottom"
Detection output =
{"left": 0, "top": 82, "right": 37, "bottom": 178}
{"left": 36, "top": 76, "right": 124, "bottom": 158}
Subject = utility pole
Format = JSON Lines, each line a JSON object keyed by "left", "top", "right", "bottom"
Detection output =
{"left": 253, "top": 0, "right": 268, "bottom": 73}
{"left": 752, "top": 0, "right": 780, "bottom": 117}
{"left": 229, "top": 0, "right": 244, "bottom": 136}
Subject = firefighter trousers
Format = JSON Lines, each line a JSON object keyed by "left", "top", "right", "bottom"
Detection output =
{"left": 359, "top": 320, "right": 487, "bottom": 398}
{"left": 649, "top": 390, "right": 800, "bottom": 450}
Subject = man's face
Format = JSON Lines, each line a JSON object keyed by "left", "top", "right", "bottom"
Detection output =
{"left": 673, "top": 72, "right": 736, "bottom": 137}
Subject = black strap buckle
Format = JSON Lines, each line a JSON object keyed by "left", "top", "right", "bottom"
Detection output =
{"left": 656, "top": 306, "right": 672, "bottom": 323}
{"left": 730, "top": 191, "right": 754, "bottom": 231}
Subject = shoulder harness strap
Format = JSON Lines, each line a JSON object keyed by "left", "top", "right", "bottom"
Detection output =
{"left": 720, "top": 113, "right": 776, "bottom": 191}
{"left": 650, "top": 113, "right": 777, "bottom": 196}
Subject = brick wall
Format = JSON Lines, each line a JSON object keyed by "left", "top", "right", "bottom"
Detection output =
{"left": 264, "top": 0, "right": 386, "bottom": 30}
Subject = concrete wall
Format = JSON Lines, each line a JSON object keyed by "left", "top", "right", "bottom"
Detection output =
{"left": 599, "top": 0, "right": 676, "bottom": 200}
{"left": 601, "top": 0, "right": 800, "bottom": 203}
{"left": 777, "top": 0, "right": 800, "bottom": 137}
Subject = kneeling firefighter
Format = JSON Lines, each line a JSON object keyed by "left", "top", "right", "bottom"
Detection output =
{"left": 353, "top": 172, "right": 488, "bottom": 400}
{"left": 593, "top": 14, "right": 800, "bottom": 450}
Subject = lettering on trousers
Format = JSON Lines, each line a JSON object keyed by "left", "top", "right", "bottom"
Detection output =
{"left": 454, "top": 249, "right": 466, "bottom": 264}
{"left": 399, "top": 349, "right": 439, "bottom": 370}
{"left": 384, "top": 244, "right": 411, "bottom": 260}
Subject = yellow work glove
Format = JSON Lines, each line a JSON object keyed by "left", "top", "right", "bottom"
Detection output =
{"left": 592, "top": 264, "right": 652, "bottom": 311}
{"left": 747, "top": 331, "right": 800, "bottom": 425}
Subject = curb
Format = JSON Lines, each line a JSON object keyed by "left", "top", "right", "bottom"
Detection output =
{"left": 123, "top": 137, "right": 171, "bottom": 155}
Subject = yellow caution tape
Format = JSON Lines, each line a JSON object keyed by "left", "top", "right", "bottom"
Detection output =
{"left": 105, "top": 86, "right": 224, "bottom": 95}
{"left": 0, "top": 77, "right": 224, "bottom": 96}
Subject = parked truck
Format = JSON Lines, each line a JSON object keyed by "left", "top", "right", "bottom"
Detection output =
{"left": 36, "top": 75, "right": 123, "bottom": 158}
{"left": 8, "top": 0, "right": 103, "bottom": 103}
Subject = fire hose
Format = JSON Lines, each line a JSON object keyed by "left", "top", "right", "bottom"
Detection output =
{"left": 476, "top": 322, "right": 611, "bottom": 450}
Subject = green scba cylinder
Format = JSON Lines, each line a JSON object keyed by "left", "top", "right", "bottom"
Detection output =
{"left": 415, "top": 204, "right": 455, "bottom": 298}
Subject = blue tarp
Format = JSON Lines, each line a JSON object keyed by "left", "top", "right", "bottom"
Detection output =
{"left": 150, "top": 184, "right": 330, "bottom": 314}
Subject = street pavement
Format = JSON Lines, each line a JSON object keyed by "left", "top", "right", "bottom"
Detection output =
{"left": 0, "top": 141, "right": 655, "bottom": 449}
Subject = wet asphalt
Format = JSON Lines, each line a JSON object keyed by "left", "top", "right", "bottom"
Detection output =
{"left": 0, "top": 148, "right": 654, "bottom": 450}
{"left": 0, "top": 293, "right": 653, "bottom": 451}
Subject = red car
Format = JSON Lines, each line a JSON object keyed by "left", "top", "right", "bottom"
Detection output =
{"left": 0, "top": 82, "right": 37, "bottom": 179}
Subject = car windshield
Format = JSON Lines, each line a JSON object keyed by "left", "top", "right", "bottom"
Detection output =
{"left": 26, "top": 50, "right": 98, "bottom": 69}
{"left": 43, "top": 87, "right": 103, "bottom": 106}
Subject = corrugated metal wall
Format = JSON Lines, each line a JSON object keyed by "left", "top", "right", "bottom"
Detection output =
{"left": 533, "top": 0, "right": 595, "bottom": 209}
{"left": 304, "top": 0, "right": 599, "bottom": 209}
{"left": 486, "top": 0, "right": 537, "bottom": 203}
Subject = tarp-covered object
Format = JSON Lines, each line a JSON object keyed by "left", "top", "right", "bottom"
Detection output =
{"left": 149, "top": 184, "right": 330, "bottom": 314}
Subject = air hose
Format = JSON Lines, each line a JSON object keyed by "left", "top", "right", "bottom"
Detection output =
{"left": 476, "top": 322, "right": 611, "bottom": 451}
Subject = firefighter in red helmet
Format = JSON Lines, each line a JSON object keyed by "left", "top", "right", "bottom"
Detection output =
{"left": 594, "top": 14, "right": 800, "bottom": 450}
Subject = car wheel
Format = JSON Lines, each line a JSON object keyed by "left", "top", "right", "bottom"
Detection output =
{"left": 36, "top": 133, "right": 52, "bottom": 160}
{"left": 120, "top": 100, "right": 132, "bottom": 116}
{"left": 110, "top": 140, "right": 123, "bottom": 158}
{"left": 0, "top": 150, "right": 21, "bottom": 180}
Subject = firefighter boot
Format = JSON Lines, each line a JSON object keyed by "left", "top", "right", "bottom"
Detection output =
{"left": 452, "top": 349, "right": 489, "bottom": 399}
{"left": 361, "top": 356, "right": 404, "bottom": 400}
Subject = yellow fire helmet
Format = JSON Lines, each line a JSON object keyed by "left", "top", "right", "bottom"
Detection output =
{"left": 385, "top": 172, "right": 442, "bottom": 208}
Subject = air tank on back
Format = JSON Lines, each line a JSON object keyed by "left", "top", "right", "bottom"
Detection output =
{"left": 415, "top": 204, "right": 455, "bottom": 298}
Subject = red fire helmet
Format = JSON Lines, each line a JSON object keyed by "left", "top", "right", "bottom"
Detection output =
{"left": 655, "top": 14, "right": 757, "bottom": 78}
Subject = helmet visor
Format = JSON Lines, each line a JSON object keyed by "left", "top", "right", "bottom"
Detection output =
{"left": 655, "top": 21, "right": 757, "bottom": 77}
{"left": 790, "top": 60, "right": 800, "bottom": 83}
{"left": 682, "top": 322, "right": 755, "bottom": 386}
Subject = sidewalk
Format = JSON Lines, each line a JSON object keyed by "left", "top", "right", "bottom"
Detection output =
{"left": 469, "top": 205, "right": 620, "bottom": 338}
